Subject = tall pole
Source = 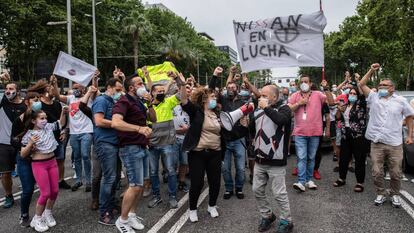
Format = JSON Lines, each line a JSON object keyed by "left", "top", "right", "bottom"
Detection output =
{"left": 197, "top": 56, "right": 200, "bottom": 83}
{"left": 92, "top": 0, "right": 97, "bottom": 67}
{"left": 67, "top": 0, "right": 73, "bottom": 88}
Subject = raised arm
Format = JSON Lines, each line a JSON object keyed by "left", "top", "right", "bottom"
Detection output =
{"left": 59, "top": 106, "right": 69, "bottom": 129}
{"left": 242, "top": 73, "right": 261, "bottom": 99}
{"left": 50, "top": 75, "right": 68, "bottom": 104}
{"left": 179, "top": 73, "right": 188, "bottom": 105}
{"left": 226, "top": 66, "right": 237, "bottom": 86}
{"left": 142, "top": 66, "right": 153, "bottom": 91}
{"left": 321, "top": 80, "right": 335, "bottom": 106}
{"left": 359, "top": 63, "right": 380, "bottom": 97}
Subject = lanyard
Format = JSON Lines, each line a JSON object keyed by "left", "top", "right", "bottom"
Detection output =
{"left": 300, "top": 91, "right": 312, "bottom": 114}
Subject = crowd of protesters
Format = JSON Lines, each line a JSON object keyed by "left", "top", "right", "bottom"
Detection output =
{"left": 0, "top": 62, "right": 413, "bottom": 233}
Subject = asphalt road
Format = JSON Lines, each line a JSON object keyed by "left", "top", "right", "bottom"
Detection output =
{"left": 1, "top": 148, "right": 414, "bottom": 233}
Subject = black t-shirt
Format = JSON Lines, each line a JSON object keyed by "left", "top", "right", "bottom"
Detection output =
{"left": 41, "top": 100, "right": 62, "bottom": 140}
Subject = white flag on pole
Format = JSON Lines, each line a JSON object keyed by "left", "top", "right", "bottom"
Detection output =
{"left": 53, "top": 51, "right": 97, "bottom": 87}
{"left": 233, "top": 11, "right": 327, "bottom": 73}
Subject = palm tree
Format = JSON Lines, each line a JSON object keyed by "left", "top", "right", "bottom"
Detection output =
{"left": 122, "top": 10, "right": 151, "bottom": 68}
{"left": 160, "top": 34, "right": 189, "bottom": 63}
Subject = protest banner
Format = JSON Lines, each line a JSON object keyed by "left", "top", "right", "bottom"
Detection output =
{"left": 137, "top": 61, "right": 178, "bottom": 84}
{"left": 233, "top": 11, "right": 327, "bottom": 73}
{"left": 53, "top": 51, "right": 97, "bottom": 87}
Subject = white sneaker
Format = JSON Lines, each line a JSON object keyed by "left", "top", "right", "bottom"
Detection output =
{"left": 116, "top": 217, "right": 135, "bottom": 233}
{"left": 384, "top": 172, "right": 391, "bottom": 180}
{"left": 401, "top": 174, "right": 409, "bottom": 181}
{"left": 30, "top": 216, "right": 49, "bottom": 232}
{"left": 189, "top": 210, "right": 198, "bottom": 223}
{"left": 293, "top": 182, "right": 306, "bottom": 192}
{"left": 207, "top": 205, "right": 219, "bottom": 218}
{"left": 73, "top": 173, "right": 77, "bottom": 179}
{"left": 411, "top": 179, "right": 414, "bottom": 183}
{"left": 42, "top": 211, "right": 56, "bottom": 227}
{"left": 128, "top": 213, "right": 144, "bottom": 230}
{"left": 305, "top": 180, "right": 318, "bottom": 190}
{"left": 391, "top": 195, "right": 401, "bottom": 208}
{"left": 374, "top": 195, "right": 387, "bottom": 206}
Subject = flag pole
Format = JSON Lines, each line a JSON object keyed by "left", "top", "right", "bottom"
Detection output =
{"left": 320, "top": 0, "right": 324, "bottom": 81}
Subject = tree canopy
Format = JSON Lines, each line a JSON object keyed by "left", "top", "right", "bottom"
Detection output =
{"left": 0, "top": 0, "right": 231, "bottom": 87}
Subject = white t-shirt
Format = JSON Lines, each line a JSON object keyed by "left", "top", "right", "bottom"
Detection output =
{"left": 22, "top": 122, "right": 60, "bottom": 154}
{"left": 67, "top": 95, "right": 93, "bottom": 134}
{"left": 172, "top": 105, "right": 190, "bottom": 140}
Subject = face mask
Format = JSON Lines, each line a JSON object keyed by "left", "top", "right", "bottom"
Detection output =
{"left": 136, "top": 87, "right": 148, "bottom": 98}
{"left": 343, "top": 89, "right": 350, "bottom": 95}
{"left": 239, "top": 90, "right": 250, "bottom": 97}
{"left": 289, "top": 87, "right": 297, "bottom": 93}
{"left": 112, "top": 92, "right": 122, "bottom": 102}
{"left": 36, "top": 119, "right": 47, "bottom": 129}
{"left": 300, "top": 83, "right": 310, "bottom": 92}
{"left": 332, "top": 87, "right": 337, "bottom": 92}
{"left": 5, "top": 91, "right": 16, "bottom": 101}
{"left": 378, "top": 89, "right": 389, "bottom": 97}
{"left": 208, "top": 99, "right": 217, "bottom": 109}
{"left": 73, "top": 89, "right": 82, "bottom": 98}
{"left": 348, "top": 95, "right": 357, "bottom": 103}
{"left": 222, "top": 90, "right": 228, "bottom": 97}
{"left": 156, "top": 93, "right": 166, "bottom": 102}
{"left": 31, "top": 101, "right": 42, "bottom": 112}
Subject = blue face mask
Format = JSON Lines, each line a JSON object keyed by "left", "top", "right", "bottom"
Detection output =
{"left": 343, "top": 89, "right": 350, "bottom": 95}
{"left": 208, "top": 99, "right": 217, "bottom": 109}
{"left": 239, "top": 90, "right": 250, "bottom": 97}
{"left": 222, "top": 90, "right": 228, "bottom": 97}
{"left": 289, "top": 87, "right": 297, "bottom": 94}
{"left": 348, "top": 95, "right": 357, "bottom": 103}
{"left": 31, "top": 101, "right": 42, "bottom": 112}
{"left": 378, "top": 89, "right": 388, "bottom": 97}
{"left": 112, "top": 92, "right": 122, "bottom": 101}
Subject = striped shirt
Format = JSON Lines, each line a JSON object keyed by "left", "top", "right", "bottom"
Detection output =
{"left": 22, "top": 122, "right": 60, "bottom": 154}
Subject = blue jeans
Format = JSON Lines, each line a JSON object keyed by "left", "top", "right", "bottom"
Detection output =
{"left": 70, "top": 133, "right": 93, "bottom": 185}
{"left": 149, "top": 144, "right": 178, "bottom": 198}
{"left": 95, "top": 142, "right": 120, "bottom": 216}
{"left": 119, "top": 145, "right": 148, "bottom": 187}
{"left": 16, "top": 153, "right": 35, "bottom": 216}
{"left": 175, "top": 138, "right": 188, "bottom": 166}
{"left": 295, "top": 136, "right": 320, "bottom": 184}
{"left": 222, "top": 138, "right": 246, "bottom": 192}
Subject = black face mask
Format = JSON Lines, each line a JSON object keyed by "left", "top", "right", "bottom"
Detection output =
{"left": 73, "top": 89, "right": 82, "bottom": 98}
{"left": 156, "top": 93, "right": 165, "bottom": 102}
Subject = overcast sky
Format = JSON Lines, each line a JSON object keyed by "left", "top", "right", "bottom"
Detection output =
{"left": 145, "top": 0, "right": 360, "bottom": 77}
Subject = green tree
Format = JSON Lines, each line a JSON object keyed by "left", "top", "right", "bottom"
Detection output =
{"left": 122, "top": 9, "right": 151, "bottom": 69}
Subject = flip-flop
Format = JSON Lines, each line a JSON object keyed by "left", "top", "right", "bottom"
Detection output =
{"left": 354, "top": 184, "right": 364, "bottom": 193}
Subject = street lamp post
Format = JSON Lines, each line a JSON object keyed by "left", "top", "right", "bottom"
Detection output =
{"left": 67, "top": 0, "right": 72, "bottom": 88}
{"left": 92, "top": 0, "right": 97, "bottom": 67}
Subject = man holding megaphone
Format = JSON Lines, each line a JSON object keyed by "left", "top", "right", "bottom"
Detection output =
{"left": 251, "top": 84, "right": 294, "bottom": 233}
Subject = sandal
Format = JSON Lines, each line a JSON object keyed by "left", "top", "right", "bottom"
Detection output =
{"left": 354, "top": 184, "right": 364, "bottom": 193}
{"left": 333, "top": 179, "right": 346, "bottom": 187}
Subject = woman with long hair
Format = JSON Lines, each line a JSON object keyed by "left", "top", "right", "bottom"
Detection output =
{"left": 178, "top": 68, "right": 252, "bottom": 223}
{"left": 20, "top": 106, "right": 68, "bottom": 232}
{"left": 333, "top": 86, "right": 369, "bottom": 192}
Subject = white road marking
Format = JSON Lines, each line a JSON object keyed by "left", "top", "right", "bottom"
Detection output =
{"left": 167, "top": 188, "right": 209, "bottom": 233}
{"left": 0, "top": 176, "right": 72, "bottom": 207}
{"left": 400, "top": 190, "right": 414, "bottom": 206}
{"left": 400, "top": 198, "right": 414, "bottom": 220}
{"left": 147, "top": 193, "right": 190, "bottom": 233}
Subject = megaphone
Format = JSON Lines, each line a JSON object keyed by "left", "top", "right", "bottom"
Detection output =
{"left": 220, "top": 103, "right": 254, "bottom": 131}
{"left": 220, "top": 109, "right": 244, "bottom": 131}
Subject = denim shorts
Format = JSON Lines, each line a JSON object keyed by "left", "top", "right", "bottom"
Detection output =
{"left": 54, "top": 141, "right": 66, "bottom": 161}
{"left": 176, "top": 138, "right": 188, "bottom": 166}
{"left": 119, "top": 145, "right": 148, "bottom": 187}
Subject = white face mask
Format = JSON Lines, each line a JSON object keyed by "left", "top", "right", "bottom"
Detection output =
{"left": 136, "top": 87, "right": 148, "bottom": 98}
{"left": 300, "top": 83, "right": 310, "bottom": 92}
